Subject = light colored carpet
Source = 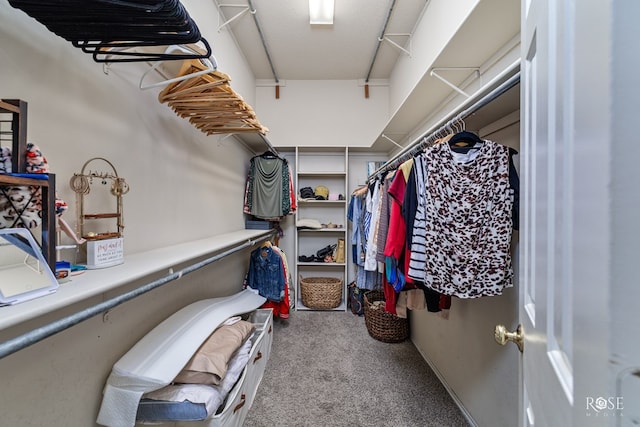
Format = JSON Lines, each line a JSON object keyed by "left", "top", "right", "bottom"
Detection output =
{"left": 244, "top": 310, "right": 470, "bottom": 427}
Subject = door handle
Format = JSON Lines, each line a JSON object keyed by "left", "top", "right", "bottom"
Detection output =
{"left": 494, "top": 324, "right": 524, "bottom": 353}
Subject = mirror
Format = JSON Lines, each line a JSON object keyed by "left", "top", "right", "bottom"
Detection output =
{"left": 0, "top": 228, "right": 58, "bottom": 306}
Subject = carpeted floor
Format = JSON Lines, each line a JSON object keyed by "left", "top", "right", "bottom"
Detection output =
{"left": 244, "top": 310, "right": 470, "bottom": 427}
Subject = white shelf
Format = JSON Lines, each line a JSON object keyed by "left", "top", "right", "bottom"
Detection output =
{"left": 296, "top": 262, "right": 347, "bottom": 267}
{"left": 297, "top": 199, "right": 346, "bottom": 205}
{"left": 296, "top": 299, "right": 347, "bottom": 312}
{"left": 294, "top": 147, "right": 348, "bottom": 312}
{"left": 297, "top": 228, "right": 346, "bottom": 232}
{"left": 297, "top": 172, "right": 346, "bottom": 177}
{"left": 0, "top": 229, "right": 273, "bottom": 331}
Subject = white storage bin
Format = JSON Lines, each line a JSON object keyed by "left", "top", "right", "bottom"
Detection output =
{"left": 97, "top": 290, "right": 273, "bottom": 427}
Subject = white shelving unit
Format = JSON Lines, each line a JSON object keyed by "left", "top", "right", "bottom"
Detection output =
{"left": 294, "top": 147, "right": 348, "bottom": 311}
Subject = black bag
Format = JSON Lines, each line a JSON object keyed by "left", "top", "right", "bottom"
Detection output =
{"left": 316, "top": 244, "right": 336, "bottom": 259}
{"left": 348, "top": 281, "right": 365, "bottom": 316}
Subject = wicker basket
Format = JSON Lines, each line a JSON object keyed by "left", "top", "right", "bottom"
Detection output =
{"left": 300, "top": 276, "right": 343, "bottom": 309}
{"left": 363, "top": 290, "right": 409, "bottom": 343}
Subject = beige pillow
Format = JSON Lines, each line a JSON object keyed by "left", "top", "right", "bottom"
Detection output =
{"left": 173, "top": 320, "right": 255, "bottom": 385}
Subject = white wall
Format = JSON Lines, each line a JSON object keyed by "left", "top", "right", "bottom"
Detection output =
{"left": 256, "top": 79, "right": 389, "bottom": 147}
{"left": 0, "top": 1, "right": 261, "bottom": 253}
{"left": 0, "top": 1, "right": 263, "bottom": 425}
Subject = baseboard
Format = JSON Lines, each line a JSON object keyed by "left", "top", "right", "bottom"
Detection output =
{"left": 412, "top": 339, "right": 478, "bottom": 427}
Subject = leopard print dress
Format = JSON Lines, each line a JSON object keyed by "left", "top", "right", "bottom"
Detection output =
{"left": 420, "top": 140, "right": 514, "bottom": 298}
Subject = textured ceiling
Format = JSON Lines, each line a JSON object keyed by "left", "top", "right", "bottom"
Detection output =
{"left": 214, "top": 0, "right": 429, "bottom": 81}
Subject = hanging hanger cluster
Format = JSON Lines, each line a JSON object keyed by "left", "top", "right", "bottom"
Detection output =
{"left": 369, "top": 114, "right": 470, "bottom": 183}
{"left": 158, "top": 60, "right": 269, "bottom": 135}
{"left": 8, "top": 0, "right": 211, "bottom": 63}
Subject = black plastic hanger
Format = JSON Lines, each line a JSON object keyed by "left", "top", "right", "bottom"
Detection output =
{"left": 8, "top": 0, "right": 210, "bottom": 63}
{"left": 259, "top": 150, "right": 279, "bottom": 159}
{"left": 449, "top": 131, "right": 483, "bottom": 148}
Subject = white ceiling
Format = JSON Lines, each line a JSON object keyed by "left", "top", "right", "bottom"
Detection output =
{"left": 214, "top": 0, "right": 429, "bottom": 81}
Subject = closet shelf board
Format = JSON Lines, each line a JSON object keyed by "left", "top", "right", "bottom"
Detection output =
{"left": 83, "top": 213, "right": 121, "bottom": 219}
{"left": 297, "top": 228, "right": 346, "bottom": 233}
{"left": 297, "top": 262, "right": 347, "bottom": 267}
{"left": 296, "top": 299, "right": 347, "bottom": 312}
{"left": 0, "top": 175, "right": 52, "bottom": 187}
{"left": 297, "top": 172, "right": 346, "bottom": 177}
{"left": 297, "top": 200, "right": 346, "bottom": 205}
{"left": 0, "top": 229, "right": 273, "bottom": 331}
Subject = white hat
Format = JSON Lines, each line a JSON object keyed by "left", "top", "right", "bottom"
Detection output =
{"left": 296, "top": 218, "right": 322, "bottom": 229}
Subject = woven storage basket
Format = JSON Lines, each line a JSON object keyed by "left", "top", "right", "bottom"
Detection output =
{"left": 300, "top": 276, "right": 343, "bottom": 309}
{"left": 363, "top": 290, "right": 409, "bottom": 343}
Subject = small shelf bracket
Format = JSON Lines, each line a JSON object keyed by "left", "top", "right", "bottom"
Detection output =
{"left": 380, "top": 33, "right": 412, "bottom": 57}
{"left": 381, "top": 134, "right": 403, "bottom": 149}
{"left": 218, "top": 4, "right": 251, "bottom": 32}
{"left": 429, "top": 67, "right": 481, "bottom": 98}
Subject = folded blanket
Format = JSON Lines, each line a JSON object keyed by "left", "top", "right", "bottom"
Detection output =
{"left": 173, "top": 320, "right": 254, "bottom": 385}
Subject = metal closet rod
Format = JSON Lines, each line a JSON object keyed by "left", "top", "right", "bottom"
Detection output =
{"left": 247, "top": 0, "right": 279, "bottom": 84}
{"left": 258, "top": 133, "right": 279, "bottom": 156}
{"left": 0, "top": 230, "right": 276, "bottom": 360}
{"left": 364, "top": 0, "right": 397, "bottom": 84}
{"left": 368, "top": 69, "right": 521, "bottom": 183}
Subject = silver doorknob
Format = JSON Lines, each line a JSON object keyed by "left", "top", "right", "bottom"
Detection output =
{"left": 494, "top": 324, "right": 524, "bottom": 352}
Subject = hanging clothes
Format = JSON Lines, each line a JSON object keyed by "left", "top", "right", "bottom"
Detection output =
{"left": 347, "top": 187, "right": 381, "bottom": 291}
{"left": 244, "top": 152, "right": 294, "bottom": 220}
{"left": 364, "top": 179, "right": 382, "bottom": 271}
{"left": 256, "top": 245, "right": 291, "bottom": 319}
{"left": 375, "top": 172, "right": 393, "bottom": 264}
{"left": 245, "top": 243, "right": 286, "bottom": 303}
{"left": 410, "top": 137, "right": 516, "bottom": 298}
{"left": 383, "top": 161, "right": 411, "bottom": 313}
{"left": 383, "top": 158, "right": 433, "bottom": 312}
{"left": 399, "top": 155, "right": 446, "bottom": 311}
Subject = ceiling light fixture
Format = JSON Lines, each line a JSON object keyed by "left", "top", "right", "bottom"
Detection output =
{"left": 309, "top": 0, "right": 334, "bottom": 26}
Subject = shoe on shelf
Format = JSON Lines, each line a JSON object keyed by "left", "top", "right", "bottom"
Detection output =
{"left": 316, "top": 244, "right": 337, "bottom": 258}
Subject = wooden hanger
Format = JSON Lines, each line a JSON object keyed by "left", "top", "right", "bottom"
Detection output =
{"left": 157, "top": 61, "right": 267, "bottom": 135}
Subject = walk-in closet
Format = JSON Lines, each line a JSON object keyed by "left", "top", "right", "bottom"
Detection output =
{"left": 1, "top": 1, "right": 638, "bottom": 426}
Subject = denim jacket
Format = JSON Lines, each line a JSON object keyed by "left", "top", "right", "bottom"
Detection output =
{"left": 247, "top": 246, "right": 285, "bottom": 302}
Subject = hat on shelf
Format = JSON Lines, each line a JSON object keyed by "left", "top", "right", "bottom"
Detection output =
{"left": 296, "top": 218, "right": 322, "bottom": 229}
{"left": 314, "top": 185, "right": 329, "bottom": 200}
{"left": 299, "top": 186, "right": 315, "bottom": 200}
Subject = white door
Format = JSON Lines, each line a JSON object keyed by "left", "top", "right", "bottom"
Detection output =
{"left": 514, "top": 0, "right": 613, "bottom": 426}
{"left": 520, "top": 0, "right": 573, "bottom": 424}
